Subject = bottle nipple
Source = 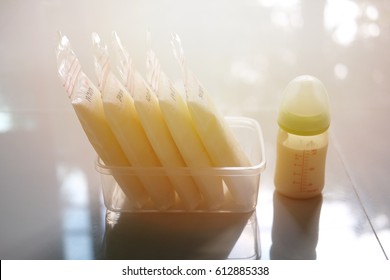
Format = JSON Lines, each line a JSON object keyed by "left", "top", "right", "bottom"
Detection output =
{"left": 277, "top": 75, "right": 330, "bottom": 136}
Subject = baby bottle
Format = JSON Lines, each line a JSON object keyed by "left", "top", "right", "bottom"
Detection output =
{"left": 274, "top": 75, "right": 330, "bottom": 199}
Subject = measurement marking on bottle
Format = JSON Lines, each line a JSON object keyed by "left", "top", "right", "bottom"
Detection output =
{"left": 293, "top": 149, "right": 317, "bottom": 192}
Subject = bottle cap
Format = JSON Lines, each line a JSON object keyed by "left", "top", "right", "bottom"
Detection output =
{"left": 277, "top": 75, "right": 330, "bottom": 136}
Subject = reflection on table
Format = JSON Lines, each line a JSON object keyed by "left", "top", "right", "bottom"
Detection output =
{"left": 100, "top": 210, "right": 260, "bottom": 260}
{"left": 270, "top": 192, "right": 323, "bottom": 260}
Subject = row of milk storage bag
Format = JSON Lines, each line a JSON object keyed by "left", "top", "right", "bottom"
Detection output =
{"left": 56, "top": 32, "right": 262, "bottom": 212}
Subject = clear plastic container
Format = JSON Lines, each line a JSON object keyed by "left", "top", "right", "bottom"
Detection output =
{"left": 96, "top": 117, "right": 266, "bottom": 213}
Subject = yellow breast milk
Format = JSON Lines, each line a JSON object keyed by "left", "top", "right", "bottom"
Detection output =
{"left": 274, "top": 75, "right": 330, "bottom": 198}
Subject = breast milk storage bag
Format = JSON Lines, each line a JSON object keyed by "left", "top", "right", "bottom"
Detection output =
{"left": 146, "top": 49, "right": 225, "bottom": 209}
{"left": 56, "top": 34, "right": 148, "bottom": 208}
{"left": 171, "top": 34, "right": 257, "bottom": 207}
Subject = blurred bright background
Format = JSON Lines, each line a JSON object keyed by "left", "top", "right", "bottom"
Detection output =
{"left": 0, "top": 0, "right": 389, "bottom": 259}
{"left": 0, "top": 0, "right": 388, "bottom": 114}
